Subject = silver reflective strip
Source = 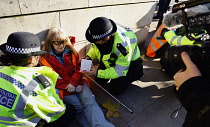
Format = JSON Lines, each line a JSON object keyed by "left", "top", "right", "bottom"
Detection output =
{"left": 121, "top": 41, "right": 128, "bottom": 47}
{"left": 0, "top": 117, "right": 39, "bottom": 126}
{"left": 150, "top": 42, "right": 158, "bottom": 51}
{"left": 115, "top": 64, "right": 129, "bottom": 76}
{"left": 177, "top": 37, "right": 182, "bottom": 45}
{"left": 170, "top": 36, "right": 178, "bottom": 45}
{"left": 156, "top": 38, "right": 165, "bottom": 46}
{"left": 22, "top": 79, "right": 39, "bottom": 97}
{"left": 116, "top": 48, "right": 120, "bottom": 56}
{"left": 115, "top": 26, "right": 132, "bottom": 55}
{"left": 42, "top": 106, "right": 65, "bottom": 122}
{"left": 120, "top": 37, "right": 136, "bottom": 47}
{"left": 131, "top": 46, "right": 139, "bottom": 60}
{"left": 130, "top": 38, "right": 137, "bottom": 45}
{"left": 150, "top": 26, "right": 165, "bottom": 51}
{"left": 58, "top": 75, "right": 62, "bottom": 79}
{"left": 0, "top": 72, "right": 38, "bottom": 96}
{"left": 15, "top": 78, "right": 39, "bottom": 118}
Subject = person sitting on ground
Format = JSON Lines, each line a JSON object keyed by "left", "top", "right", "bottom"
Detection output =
{"left": 41, "top": 27, "right": 115, "bottom": 127}
{"left": 83, "top": 17, "right": 143, "bottom": 95}
{"left": 0, "top": 32, "right": 66, "bottom": 127}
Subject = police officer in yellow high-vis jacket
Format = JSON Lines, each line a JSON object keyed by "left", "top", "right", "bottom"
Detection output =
{"left": 83, "top": 17, "right": 143, "bottom": 95}
{"left": 0, "top": 32, "right": 67, "bottom": 127}
{"left": 161, "top": 26, "right": 206, "bottom": 46}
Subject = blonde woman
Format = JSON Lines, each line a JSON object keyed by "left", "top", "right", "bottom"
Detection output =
{"left": 41, "top": 27, "right": 114, "bottom": 127}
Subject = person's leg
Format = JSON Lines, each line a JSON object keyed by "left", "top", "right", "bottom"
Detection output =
{"left": 109, "top": 59, "right": 143, "bottom": 95}
{"left": 95, "top": 77, "right": 109, "bottom": 86}
{"left": 109, "top": 76, "right": 130, "bottom": 95}
{"left": 79, "top": 83, "right": 115, "bottom": 127}
{"left": 63, "top": 94, "right": 90, "bottom": 127}
{"left": 155, "top": 0, "right": 165, "bottom": 18}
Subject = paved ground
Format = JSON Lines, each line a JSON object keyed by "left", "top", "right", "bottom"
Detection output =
{"left": 69, "top": 1, "right": 188, "bottom": 127}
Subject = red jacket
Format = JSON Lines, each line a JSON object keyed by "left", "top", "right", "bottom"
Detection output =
{"left": 43, "top": 51, "right": 83, "bottom": 96}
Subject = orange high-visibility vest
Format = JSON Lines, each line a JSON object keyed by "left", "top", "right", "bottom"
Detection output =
{"left": 146, "top": 23, "right": 167, "bottom": 57}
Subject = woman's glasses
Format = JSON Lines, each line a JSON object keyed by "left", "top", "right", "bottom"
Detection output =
{"left": 52, "top": 40, "right": 67, "bottom": 46}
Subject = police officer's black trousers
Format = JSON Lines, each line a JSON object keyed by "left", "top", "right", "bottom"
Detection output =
{"left": 96, "top": 58, "right": 143, "bottom": 95}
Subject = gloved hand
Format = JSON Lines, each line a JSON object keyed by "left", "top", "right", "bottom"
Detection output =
{"left": 160, "top": 28, "right": 170, "bottom": 37}
{"left": 75, "top": 85, "right": 83, "bottom": 93}
{"left": 65, "top": 84, "right": 75, "bottom": 92}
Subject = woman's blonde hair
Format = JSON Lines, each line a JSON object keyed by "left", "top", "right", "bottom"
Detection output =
{"left": 42, "top": 27, "right": 78, "bottom": 59}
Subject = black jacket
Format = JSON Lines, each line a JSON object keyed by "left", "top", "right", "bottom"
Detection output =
{"left": 177, "top": 76, "right": 210, "bottom": 127}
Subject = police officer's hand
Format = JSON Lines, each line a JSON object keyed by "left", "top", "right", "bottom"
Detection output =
{"left": 75, "top": 85, "right": 83, "bottom": 93}
{"left": 65, "top": 84, "right": 76, "bottom": 92}
{"left": 174, "top": 52, "right": 202, "bottom": 90}
{"left": 81, "top": 64, "right": 99, "bottom": 77}
{"left": 160, "top": 28, "right": 169, "bottom": 37}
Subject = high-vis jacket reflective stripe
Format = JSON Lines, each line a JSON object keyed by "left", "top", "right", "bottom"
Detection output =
{"left": 0, "top": 66, "right": 65, "bottom": 127}
{"left": 164, "top": 30, "right": 202, "bottom": 46}
{"left": 87, "top": 24, "right": 140, "bottom": 79}
{"left": 146, "top": 23, "right": 167, "bottom": 57}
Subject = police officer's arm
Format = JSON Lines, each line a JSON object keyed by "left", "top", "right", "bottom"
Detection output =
{"left": 164, "top": 30, "right": 195, "bottom": 45}
{"left": 86, "top": 44, "right": 97, "bottom": 60}
{"left": 82, "top": 64, "right": 98, "bottom": 77}
{"left": 27, "top": 69, "right": 66, "bottom": 123}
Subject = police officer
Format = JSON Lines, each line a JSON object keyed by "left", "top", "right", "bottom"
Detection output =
{"left": 160, "top": 26, "right": 207, "bottom": 46}
{"left": 83, "top": 17, "right": 143, "bottom": 95}
{"left": 0, "top": 32, "right": 66, "bottom": 127}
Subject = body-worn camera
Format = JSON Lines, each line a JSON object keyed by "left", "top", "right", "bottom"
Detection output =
{"left": 160, "top": 0, "right": 210, "bottom": 78}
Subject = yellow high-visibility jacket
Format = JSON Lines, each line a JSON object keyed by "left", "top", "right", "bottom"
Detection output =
{"left": 87, "top": 25, "right": 140, "bottom": 79}
{"left": 0, "top": 66, "right": 65, "bottom": 127}
{"left": 164, "top": 30, "right": 203, "bottom": 46}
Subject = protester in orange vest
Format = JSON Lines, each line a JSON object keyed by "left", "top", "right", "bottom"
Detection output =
{"left": 146, "top": 23, "right": 168, "bottom": 57}
{"left": 41, "top": 27, "right": 114, "bottom": 127}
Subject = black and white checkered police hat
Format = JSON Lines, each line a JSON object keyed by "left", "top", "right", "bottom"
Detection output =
{"left": 0, "top": 32, "right": 46, "bottom": 57}
{"left": 85, "top": 17, "right": 117, "bottom": 43}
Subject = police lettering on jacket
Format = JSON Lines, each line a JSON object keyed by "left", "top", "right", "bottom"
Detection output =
{"left": 0, "top": 88, "right": 16, "bottom": 109}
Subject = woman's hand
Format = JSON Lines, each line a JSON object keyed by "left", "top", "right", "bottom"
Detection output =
{"left": 75, "top": 85, "right": 83, "bottom": 93}
{"left": 65, "top": 84, "right": 75, "bottom": 92}
{"left": 174, "top": 52, "right": 202, "bottom": 90}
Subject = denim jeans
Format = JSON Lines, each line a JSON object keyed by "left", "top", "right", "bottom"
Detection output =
{"left": 65, "top": 83, "right": 115, "bottom": 127}
{"left": 64, "top": 91, "right": 90, "bottom": 127}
